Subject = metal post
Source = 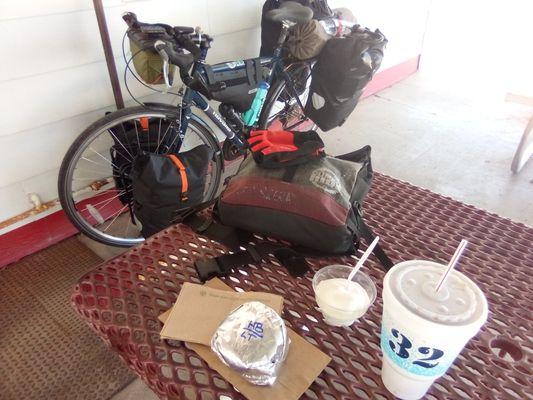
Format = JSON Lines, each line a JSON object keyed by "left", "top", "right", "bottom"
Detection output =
{"left": 93, "top": 0, "right": 125, "bottom": 109}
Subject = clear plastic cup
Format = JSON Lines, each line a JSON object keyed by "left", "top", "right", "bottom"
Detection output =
{"left": 312, "top": 265, "right": 377, "bottom": 326}
{"left": 381, "top": 260, "right": 488, "bottom": 400}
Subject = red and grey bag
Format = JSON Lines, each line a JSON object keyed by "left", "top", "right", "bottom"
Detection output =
{"left": 217, "top": 146, "right": 391, "bottom": 266}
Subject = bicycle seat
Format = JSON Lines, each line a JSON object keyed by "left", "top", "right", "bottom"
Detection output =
{"left": 266, "top": 1, "right": 313, "bottom": 24}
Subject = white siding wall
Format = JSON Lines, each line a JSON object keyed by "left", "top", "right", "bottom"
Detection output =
{"left": 0, "top": 0, "right": 429, "bottom": 228}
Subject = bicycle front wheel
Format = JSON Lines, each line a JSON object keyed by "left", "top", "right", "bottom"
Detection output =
{"left": 258, "top": 63, "right": 316, "bottom": 131}
{"left": 58, "top": 104, "right": 222, "bottom": 247}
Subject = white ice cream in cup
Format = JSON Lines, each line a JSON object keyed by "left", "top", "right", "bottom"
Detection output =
{"left": 312, "top": 264, "right": 377, "bottom": 327}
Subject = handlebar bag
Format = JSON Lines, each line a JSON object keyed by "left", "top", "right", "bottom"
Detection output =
{"left": 131, "top": 145, "right": 214, "bottom": 237}
{"left": 304, "top": 27, "right": 387, "bottom": 131}
{"left": 129, "top": 35, "right": 176, "bottom": 85}
{"left": 217, "top": 145, "right": 373, "bottom": 254}
{"left": 195, "top": 58, "right": 270, "bottom": 112}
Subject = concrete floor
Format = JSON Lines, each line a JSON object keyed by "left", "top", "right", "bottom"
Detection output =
{"left": 325, "top": 73, "right": 532, "bottom": 226}
{"left": 96, "top": 71, "right": 532, "bottom": 399}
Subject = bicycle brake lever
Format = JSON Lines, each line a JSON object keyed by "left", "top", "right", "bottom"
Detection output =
{"left": 154, "top": 40, "right": 172, "bottom": 89}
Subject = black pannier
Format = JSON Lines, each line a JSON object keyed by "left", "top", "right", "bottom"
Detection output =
{"left": 195, "top": 58, "right": 270, "bottom": 112}
{"left": 260, "top": 0, "right": 333, "bottom": 57}
{"left": 131, "top": 145, "right": 214, "bottom": 237}
{"left": 304, "top": 28, "right": 387, "bottom": 131}
{"left": 109, "top": 117, "right": 176, "bottom": 206}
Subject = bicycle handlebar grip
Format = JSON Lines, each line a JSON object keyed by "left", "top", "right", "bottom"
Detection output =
{"left": 154, "top": 41, "right": 172, "bottom": 87}
{"left": 175, "top": 34, "right": 201, "bottom": 59}
{"left": 154, "top": 40, "right": 195, "bottom": 71}
{"left": 154, "top": 41, "right": 170, "bottom": 60}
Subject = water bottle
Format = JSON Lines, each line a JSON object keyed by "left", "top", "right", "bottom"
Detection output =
{"left": 242, "top": 81, "right": 270, "bottom": 126}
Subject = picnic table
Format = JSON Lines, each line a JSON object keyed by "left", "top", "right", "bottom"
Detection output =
{"left": 72, "top": 173, "right": 532, "bottom": 400}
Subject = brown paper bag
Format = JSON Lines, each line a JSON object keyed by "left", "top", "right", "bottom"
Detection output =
{"left": 160, "top": 282, "right": 284, "bottom": 344}
{"left": 159, "top": 279, "right": 331, "bottom": 400}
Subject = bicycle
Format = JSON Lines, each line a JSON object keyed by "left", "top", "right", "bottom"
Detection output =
{"left": 58, "top": 3, "right": 335, "bottom": 247}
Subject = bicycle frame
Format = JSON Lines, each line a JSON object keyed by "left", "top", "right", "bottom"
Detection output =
{"left": 164, "top": 22, "right": 299, "bottom": 153}
{"left": 172, "top": 62, "right": 282, "bottom": 148}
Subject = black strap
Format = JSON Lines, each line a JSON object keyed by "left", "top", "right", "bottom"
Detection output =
{"left": 186, "top": 210, "right": 311, "bottom": 280}
{"left": 184, "top": 195, "right": 393, "bottom": 281}
{"left": 245, "top": 59, "right": 255, "bottom": 86}
{"left": 183, "top": 212, "right": 250, "bottom": 251}
{"left": 336, "top": 145, "right": 372, "bottom": 164}
{"left": 281, "top": 164, "right": 298, "bottom": 182}
{"left": 358, "top": 217, "right": 394, "bottom": 271}
{"left": 204, "top": 65, "right": 216, "bottom": 84}
{"left": 195, "top": 242, "right": 310, "bottom": 282}
{"left": 188, "top": 217, "right": 393, "bottom": 281}
{"left": 254, "top": 58, "right": 262, "bottom": 83}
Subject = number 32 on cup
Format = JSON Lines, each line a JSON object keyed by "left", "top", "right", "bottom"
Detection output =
{"left": 388, "top": 329, "right": 444, "bottom": 369}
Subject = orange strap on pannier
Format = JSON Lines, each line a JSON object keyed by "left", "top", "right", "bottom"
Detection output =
{"left": 168, "top": 154, "right": 189, "bottom": 198}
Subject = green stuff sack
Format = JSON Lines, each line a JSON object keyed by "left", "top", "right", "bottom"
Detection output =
{"left": 286, "top": 20, "right": 330, "bottom": 61}
{"left": 129, "top": 39, "right": 175, "bottom": 85}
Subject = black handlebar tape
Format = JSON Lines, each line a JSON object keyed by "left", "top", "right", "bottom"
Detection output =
{"left": 122, "top": 12, "right": 139, "bottom": 28}
{"left": 175, "top": 35, "right": 201, "bottom": 59}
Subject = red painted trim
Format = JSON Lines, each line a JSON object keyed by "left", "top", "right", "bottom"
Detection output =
{"left": 0, "top": 211, "right": 77, "bottom": 268}
{"left": 0, "top": 55, "right": 420, "bottom": 269}
{"left": 0, "top": 191, "right": 123, "bottom": 268}
{"left": 362, "top": 55, "right": 420, "bottom": 98}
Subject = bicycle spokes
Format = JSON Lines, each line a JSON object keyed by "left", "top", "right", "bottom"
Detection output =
{"left": 61, "top": 109, "right": 221, "bottom": 246}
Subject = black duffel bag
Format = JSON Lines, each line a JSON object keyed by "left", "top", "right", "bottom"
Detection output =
{"left": 131, "top": 145, "right": 214, "bottom": 237}
{"left": 189, "top": 146, "right": 393, "bottom": 281}
{"left": 305, "top": 27, "right": 387, "bottom": 131}
{"left": 218, "top": 146, "right": 377, "bottom": 255}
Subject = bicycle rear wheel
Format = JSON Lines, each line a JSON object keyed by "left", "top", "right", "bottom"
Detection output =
{"left": 258, "top": 63, "right": 315, "bottom": 131}
{"left": 58, "top": 104, "right": 222, "bottom": 247}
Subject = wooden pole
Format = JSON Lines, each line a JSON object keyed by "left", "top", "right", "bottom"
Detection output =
{"left": 93, "top": 0, "right": 125, "bottom": 109}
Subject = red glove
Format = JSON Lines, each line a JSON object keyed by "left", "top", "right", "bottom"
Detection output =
{"left": 247, "top": 130, "right": 325, "bottom": 168}
{"left": 248, "top": 130, "right": 299, "bottom": 155}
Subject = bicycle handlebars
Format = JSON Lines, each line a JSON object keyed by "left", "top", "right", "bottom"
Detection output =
{"left": 123, "top": 12, "right": 208, "bottom": 61}
{"left": 123, "top": 12, "right": 214, "bottom": 89}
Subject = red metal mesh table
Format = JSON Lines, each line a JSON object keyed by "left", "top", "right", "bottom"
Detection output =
{"left": 72, "top": 173, "right": 533, "bottom": 400}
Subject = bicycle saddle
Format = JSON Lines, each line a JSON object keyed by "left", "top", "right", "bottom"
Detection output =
{"left": 266, "top": 1, "right": 314, "bottom": 24}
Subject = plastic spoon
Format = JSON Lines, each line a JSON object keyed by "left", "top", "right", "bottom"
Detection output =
{"left": 435, "top": 239, "right": 468, "bottom": 292}
{"left": 347, "top": 236, "right": 380, "bottom": 282}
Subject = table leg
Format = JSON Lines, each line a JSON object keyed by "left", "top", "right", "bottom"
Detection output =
{"left": 511, "top": 114, "right": 533, "bottom": 173}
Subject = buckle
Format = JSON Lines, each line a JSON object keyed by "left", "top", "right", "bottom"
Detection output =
{"left": 245, "top": 246, "right": 263, "bottom": 263}
{"left": 194, "top": 258, "right": 224, "bottom": 282}
{"left": 272, "top": 248, "right": 310, "bottom": 278}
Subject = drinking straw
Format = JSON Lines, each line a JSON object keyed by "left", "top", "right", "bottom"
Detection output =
{"left": 435, "top": 239, "right": 468, "bottom": 292}
{"left": 347, "top": 236, "right": 380, "bottom": 282}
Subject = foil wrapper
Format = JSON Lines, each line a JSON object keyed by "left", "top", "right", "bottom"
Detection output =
{"left": 211, "top": 301, "right": 289, "bottom": 385}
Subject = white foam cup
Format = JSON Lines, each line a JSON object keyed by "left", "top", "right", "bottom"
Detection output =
{"left": 380, "top": 260, "right": 488, "bottom": 400}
